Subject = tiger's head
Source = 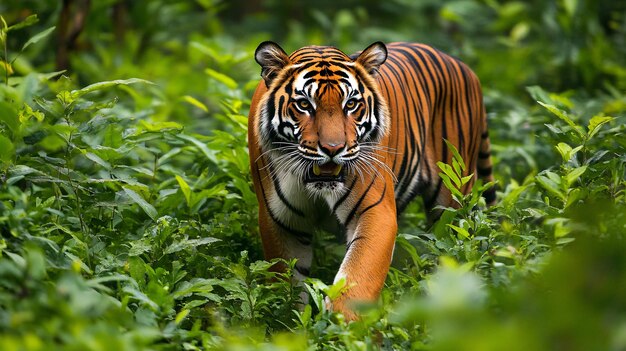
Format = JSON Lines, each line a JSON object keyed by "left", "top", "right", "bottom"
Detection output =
{"left": 254, "top": 41, "right": 389, "bottom": 195}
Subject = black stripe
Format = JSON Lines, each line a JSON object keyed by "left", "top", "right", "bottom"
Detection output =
{"left": 284, "top": 76, "right": 294, "bottom": 95}
{"left": 477, "top": 166, "right": 492, "bottom": 177}
{"left": 424, "top": 178, "right": 444, "bottom": 211}
{"left": 258, "top": 168, "right": 312, "bottom": 245}
{"left": 333, "top": 177, "right": 357, "bottom": 212}
{"left": 346, "top": 236, "right": 363, "bottom": 251}
{"left": 478, "top": 151, "right": 491, "bottom": 159}
{"left": 270, "top": 165, "right": 305, "bottom": 217}
{"left": 359, "top": 183, "right": 387, "bottom": 216}
{"left": 481, "top": 130, "right": 489, "bottom": 138}
{"left": 344, "top": 176, "right": 377, "bottom": 226}
{"left": 303, "top": 70, "right": 318, "bottom": 79}
{"left": 483, "top": 187, "right": 496, "bottom": 203}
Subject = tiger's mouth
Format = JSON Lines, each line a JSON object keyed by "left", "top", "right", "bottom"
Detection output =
{"left": 304, "top": 162, "right": 345, "bottom": 183}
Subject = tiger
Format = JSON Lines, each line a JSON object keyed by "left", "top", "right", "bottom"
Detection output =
{"left": 247, "top": 41, "right": 495, "bottom": 319}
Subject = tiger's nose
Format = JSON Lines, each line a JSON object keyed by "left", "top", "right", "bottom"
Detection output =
{"left": 320, "top": 142, "right": 345, "bottom": 157}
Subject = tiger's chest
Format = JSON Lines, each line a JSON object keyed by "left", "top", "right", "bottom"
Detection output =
{"left": 266, "top": 172, "right": 347, "bottom": 235}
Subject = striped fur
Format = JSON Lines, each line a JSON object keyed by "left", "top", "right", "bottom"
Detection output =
{"left": 248, "top": 41, "right": 495, "bottom": 319}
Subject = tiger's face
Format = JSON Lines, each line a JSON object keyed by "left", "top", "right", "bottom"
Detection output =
{"left": 254, "top": 42, "right": 390, "bottom": 196}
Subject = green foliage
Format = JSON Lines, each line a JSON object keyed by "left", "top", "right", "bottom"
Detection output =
{"left": 1, "top": 2, "right": 625, "bottom": 350}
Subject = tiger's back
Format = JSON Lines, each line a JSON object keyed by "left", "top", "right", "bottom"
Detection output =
{"left": 248, "top": 41, "right": 494, "bottom": 319}
{"left": 376, "top": 42, "right": 494, "bottom": 214}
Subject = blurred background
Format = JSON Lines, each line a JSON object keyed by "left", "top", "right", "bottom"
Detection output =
{"left": 3, "top": 0, "right": 625, "bottom": 94}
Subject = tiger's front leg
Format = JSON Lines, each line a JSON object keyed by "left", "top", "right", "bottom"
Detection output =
{"left": 255, "top": 201, "right": 317, "bottom": 308}
{"left": 330, "top": 175, "right": 398, "bottom": 320}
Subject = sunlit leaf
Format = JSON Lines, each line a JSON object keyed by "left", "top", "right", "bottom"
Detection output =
{"left": 564, "top": 165, "right": 587, "bottom": 187}
{"left": 205, "top": 68, "right": 237, "bottom": 90}
{"left": 447, "top": 223, "right": 471, "bottom": 239}
{"left": 587, "top": 115, "right": 613, "bottom": 139}
{"left": 182, "top": 95, "right": 209, "bottom": 112}
{"left": 175, "top": 309, "right": 190, "bottom": 325}
{"left": 164, "top": 237, "right": 220, "bottom": 255}
{"left": 175, "top": 175, "right": 192, "bottom": 206}
{"left": 437, "top": 162, "right": 461, "bottom": 188}
{"left": 537, "top": 101, "right": 584, "bottom": 138}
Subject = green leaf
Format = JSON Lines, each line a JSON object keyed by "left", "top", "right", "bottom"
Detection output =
{"left": 84, "top": 152, "right": 111, "bottom": 170}
{"left": 510, "top": 22, "right": 530, "bottom": 42}
{"left": 138, "top": 120, "right": 183, "bottom": 132}
{"left": 70, "top": 78, "right": 153, "bottom": 99}
{"left": 175, "top": 175, "right": 192, "bottom": 206}
{"left": 0, "top": 134, "right": 15, "bottom": 163}
{"left": 437, "top": 161, "right": 461, "bottom": 188}
{"left": 182, "top": 95, "right": 209, "bottom": 112}
{"left": 500, "top": 182, "right": 529, "bottom": 211}
{"left": 304, "top": 279, "right": 326, "bottom": 312}
{"left": 205, "top": 68, "right": 238, "bottom": 89}
{"left": 537, "top": 101, "right": 584, "bottom": 138}
{"left": 164, "top": 237, "right": 220, "bottom": 255}
{"left": 25, "top": 246, "right": 46, "bottom": 280}
{"left": 565, "top": 188, "right": 586, "bottom": 208}
{"left": 0, "top": 101, "right": 19, "bottom": 134}
{"left": 555, "top": 142, "right": 572, "bottom": 162}
{"left": 535, "top": 174, "right": 565, "bottom": 201}
{"left": 444, "top": 139, "right": 466, "bottom": 172}
{"left": 6, "top": 14, "right": 38, "bottom": 31}
{"left": 297, "top": 304, "right": 312, "bottom": 327}
{"left": 563, "top": 0, "right": 578, "bottom": 17}
{"left": 127, "top": 257, "right": 147, "bottom": 286}
{"left": 172, "top": 278, "right": 220, "bottom": 299}
{"left": 123, "top": 187, "right": 157, "bottom": 220}
{"left": 447, "top": 223, "right": 471, "bottom": 239}
{"left": 548, "top": 218, "right": 570, "bottom": 238}
{"left": 587, "top": 115, "right": 614, "bottom": 139}
{"left": 21, "top": 26, "right": 55, "bottom": 52}
{"left": 461, "top": 174, "right": 474, "bottom": 186}
{"left": 564, "top": 165, "right": 587, "bottom": 187}
{"left": 555, "top": 142, "right": 582, "bottom": 163}
{"left": 175, "top": 309, "right": 190, "bottom": 325}
{"left": 439, "top": 173, "right": 464, "bottom": 199}
{"left": 325, "top": 278, "right": 348, "bottom": 301}
{"left": 177, "top": 134, "right": 219, "bottom": 165}
{"left": 197, "top": 184, "right": 227, "bottom": 200}
{"left": 123, "top": 286, "right": 159, "bottom": 310}
{"left": 452, "top": 158, "right": 462, "bottom": 180}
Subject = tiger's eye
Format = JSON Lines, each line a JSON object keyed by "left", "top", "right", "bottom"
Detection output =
{"left": 345, "top": 99, "right": 357, "bottom": 109}
{"left": 297, "top": 100, "right": 310, "bottom": 110}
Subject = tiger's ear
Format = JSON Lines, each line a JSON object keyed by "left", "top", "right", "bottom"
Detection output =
{"left": 255, "top": 41, "right": 290, "bottom": 87}
{"left": 355, "top": 42, "right": 387, "bottom": 76}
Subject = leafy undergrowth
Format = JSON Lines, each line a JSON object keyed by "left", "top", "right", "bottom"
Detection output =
{"left": 1, "top": 12, "right": 626, "bottom": 351}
